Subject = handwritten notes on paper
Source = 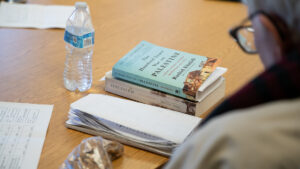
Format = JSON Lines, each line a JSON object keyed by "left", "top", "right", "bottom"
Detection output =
{"left": 0, "top": 102, "right": 53, "bottom": 169}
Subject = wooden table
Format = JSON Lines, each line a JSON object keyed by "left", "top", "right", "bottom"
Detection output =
{"left": 0, "top": 0, "right": 264, "bottom": 168}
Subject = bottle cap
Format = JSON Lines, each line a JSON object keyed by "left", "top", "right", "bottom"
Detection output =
{"left": 75, "top": 2, "right": 87, "bottom": 8}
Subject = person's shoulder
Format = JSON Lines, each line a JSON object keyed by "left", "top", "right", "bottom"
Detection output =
{"left": 204, "top": 98, "right": 300, "bottom": 131}
{"left": 166, "top": 98, "right": 300, "bottom": 169}
{"left": 184, "top": 98, "right": 300, "bottom": 168}
{"left": 192, "top": 97, "right": 300, "bottom": 144}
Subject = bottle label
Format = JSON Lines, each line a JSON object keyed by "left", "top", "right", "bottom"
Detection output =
{"left": 64, "top": 31, "right": 95, "bottom": 48}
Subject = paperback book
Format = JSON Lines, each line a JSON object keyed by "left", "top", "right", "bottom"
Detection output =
{"left": 66, "top": 94, "right": 201, "bottom": 156}
{"left": 105, "top": 67, "right": 226, "bottom": 116}
{"left": 112, "top": 41, "right": 220, "bottom": 101}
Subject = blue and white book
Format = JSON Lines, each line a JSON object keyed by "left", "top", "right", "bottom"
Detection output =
{"left": 112, "top": 41, "right": 220, "bottom": 101}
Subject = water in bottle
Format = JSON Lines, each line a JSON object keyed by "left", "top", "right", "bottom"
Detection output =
{"left": 63, "top": 2, "right": 95, "bottom": 92}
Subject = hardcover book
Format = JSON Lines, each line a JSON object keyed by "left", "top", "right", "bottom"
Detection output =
{"left": 66, "top": 94, "right": 201, "bottom": 156}
{"left": 105, "top": 69, "right": 225, "bottom": 116}
{"left": 112, "top": 41, "right": 220, "bottom": 101}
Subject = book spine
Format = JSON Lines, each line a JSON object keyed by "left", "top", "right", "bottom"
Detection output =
{"left": 112, "top": 68, "right": 188, "bottom": 100}
{"left": 105, "top": 75, "right": 197, "bottom": 116}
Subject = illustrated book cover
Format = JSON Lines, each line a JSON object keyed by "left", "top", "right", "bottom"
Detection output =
{"left": 112, "top": 41, "right": 220, "bottom": 101}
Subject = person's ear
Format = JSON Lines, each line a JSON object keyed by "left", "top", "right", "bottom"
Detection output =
{"left": 252, "top": 15, "right": 284, "bottom": 68}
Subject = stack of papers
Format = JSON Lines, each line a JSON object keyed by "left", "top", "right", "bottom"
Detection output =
{"left": 0, "top": 2, "right": 74, "bottom": 29}
{"left": 66, "top": 94, "right": 202, "bottom": 156}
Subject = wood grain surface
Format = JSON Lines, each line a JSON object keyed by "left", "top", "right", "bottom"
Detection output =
{"left": 0, "top": 0, "right": 263, "bottom": 168}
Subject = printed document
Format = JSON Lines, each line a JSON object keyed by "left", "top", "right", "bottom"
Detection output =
{"left": 0, "top": 2, "right": 74, "bottom": 29}
{"left": 0, "top": 102, "right": 53, "bottom": 169}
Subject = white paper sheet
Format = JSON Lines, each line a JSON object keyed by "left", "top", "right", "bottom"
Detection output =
{"left": 0, "top": 2, "right": 74, "bottom": 29}
{"left": 0, "top": 102, "right": 53, "bottom": 169}
{"left": 71, "top": 94, "right": 201, "bottom": 144}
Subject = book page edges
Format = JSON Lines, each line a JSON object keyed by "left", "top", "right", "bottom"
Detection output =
{"left": 196, "top": 78, "right": 225, "bottom": 116}
{"left": 198, "top": 67, "right": 227, "bottom": 92}
{"left": 65, "top": 123, "right": 172, "bottom": 157}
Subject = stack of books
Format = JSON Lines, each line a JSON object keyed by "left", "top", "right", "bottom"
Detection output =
{"left": 66, "top": 41, "right": 227, "bottom": 156}
{"left": 105, "top": 41, "right": 226, "bottom": 117}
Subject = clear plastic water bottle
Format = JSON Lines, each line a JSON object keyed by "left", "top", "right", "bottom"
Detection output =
{"left": 63, "top": 2, "right": 94, "bottom": 92}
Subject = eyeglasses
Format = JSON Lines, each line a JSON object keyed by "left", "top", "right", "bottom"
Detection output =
{"left": 229, "top": 11, "right": 288, "bottom": 54}
{"left": 229, "top": 12, "right": 261, "bottom": 54}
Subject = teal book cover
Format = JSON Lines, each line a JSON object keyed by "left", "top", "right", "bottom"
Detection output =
{"left": 112, "top": 41, "right": 219, "bottom": 100}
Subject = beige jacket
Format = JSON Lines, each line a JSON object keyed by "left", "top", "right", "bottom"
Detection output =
{"left": 165, "top": 98, "right": 300, "bottom": 169}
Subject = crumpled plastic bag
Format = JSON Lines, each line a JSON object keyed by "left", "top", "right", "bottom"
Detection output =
{"left": 60, "top": 136, "right": 124, "bottom": 169}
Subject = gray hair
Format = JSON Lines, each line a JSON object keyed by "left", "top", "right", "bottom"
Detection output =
{"left": 243, "top": 0, "right": 300, "bottom": 44}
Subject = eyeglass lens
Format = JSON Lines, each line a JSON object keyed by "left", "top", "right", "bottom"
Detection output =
{"left": 237, "top": 27, "right": 256, "bottom": 53}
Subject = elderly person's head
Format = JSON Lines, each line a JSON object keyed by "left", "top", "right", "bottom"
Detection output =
{"left": 230, "top": 0, "right": 300, "bottom": 68}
